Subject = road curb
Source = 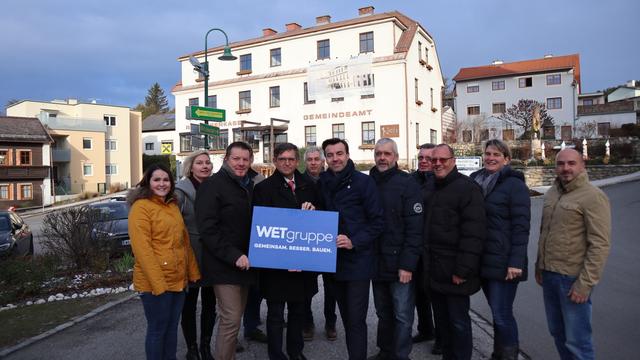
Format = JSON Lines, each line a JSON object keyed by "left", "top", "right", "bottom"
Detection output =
{"left": 531, "top": 170, "right": 640, "bottom": 195}
{"left": 0, "top": 292, "right": 137, "bottom": 358}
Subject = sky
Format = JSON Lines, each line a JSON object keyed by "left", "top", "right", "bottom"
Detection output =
{"left": 1, "top": 0, "right": 638, "bottom": 114}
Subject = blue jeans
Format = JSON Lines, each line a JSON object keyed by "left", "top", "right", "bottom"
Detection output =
{"left": 372, "top": 280, "right": 415, "bottom": 360}
{"left": 431, "top": 290, "right": 472, "bottom": 360}
{"left": 482, "top": 279, "right": 519, "bottom": 347}
{"left": 542, "top": 271, "right": 594, "bottom": 360}
{"left": 140, "top": 291, "right": 186, "bottom": 360}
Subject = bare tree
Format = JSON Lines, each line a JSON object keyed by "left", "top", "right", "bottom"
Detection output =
{"left": 498, "top": 99, "right": 553, "bottom": 139}
{"left": 576, "top": 121, "right": 598, "bottom": 139}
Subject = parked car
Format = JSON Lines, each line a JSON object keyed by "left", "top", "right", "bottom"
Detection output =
{"left": 0, "top": 210, "right": 34, "bottom": 258}
{"left": 88, "top": 201, "right": 130, "bottom": 255}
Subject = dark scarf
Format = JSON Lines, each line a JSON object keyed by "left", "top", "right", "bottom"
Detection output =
{"left": 221, "top": 162, "right": 251, "bottom": 189}
{"left": 188, "top": 175, "right": 201, "bottom": 191}
{"left": 323, "top": 159, "right": 356, "bottom": 192}
{"left": 369, "top": 165, "right": 398, "bottom": 184}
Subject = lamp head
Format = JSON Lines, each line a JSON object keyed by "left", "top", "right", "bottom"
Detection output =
{"left": 218, "top": 46, "right": 237, "bottom": 61}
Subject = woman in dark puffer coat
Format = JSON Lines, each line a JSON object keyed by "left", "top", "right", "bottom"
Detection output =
{"left": 471, "top": 139, "right": 530, "bottom": 360}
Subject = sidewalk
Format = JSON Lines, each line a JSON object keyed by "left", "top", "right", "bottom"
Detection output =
{"left": 530, "top": 170, "right": 640, "bottom": 194}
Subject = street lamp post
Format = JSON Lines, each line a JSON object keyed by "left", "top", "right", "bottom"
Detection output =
{"left": 191, "top": 28, "right": 236, "bottom": 149}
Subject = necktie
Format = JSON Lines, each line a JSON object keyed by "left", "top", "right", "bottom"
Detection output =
{"left": 287, "top": 179, "right": 295, "bottom": 193}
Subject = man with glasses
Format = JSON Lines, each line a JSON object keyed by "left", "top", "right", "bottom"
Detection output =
{"left": 253, "top": 142, "right": 320, "bottom": 360}
{"left": 421, "top": 144, "right": 486, "bottom": 360}
{"left": 410, "top": 143, "right": 442, "bottom": 355}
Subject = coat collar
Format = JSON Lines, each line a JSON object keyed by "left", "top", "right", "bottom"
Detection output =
{"left": 556, "top": 171, "right": 589, "bottom": 193}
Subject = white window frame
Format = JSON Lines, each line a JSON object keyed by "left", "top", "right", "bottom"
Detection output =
{"left": 17, "top": 182, "right": 33, "bottom": 200}
{"left": 83, "top": 163, "right": 94, "bottom": 177}
{"left": 0, "top": 183, "right": 12, "bottom": 200}
{"left": 145, "top": 143, "right": 154, "bottom": 151}
{"left": 16, "top": 149, "right": 32, "bottom": 166}
{"left": 106, "top": 164, "right": 118, "bottom": 176}
{"left": 105, "top": 139, "right": 117, "bottom": 151}
{"left": 83, "top": 137, "right": 93, "bottom": 150}
{"left": 104, "top": 115, "right": 117, "bottom": 127}
{"left": 547, "top": 97, "right": 563, "bottom": 110}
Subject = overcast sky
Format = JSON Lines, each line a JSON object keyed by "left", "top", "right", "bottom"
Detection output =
{"left": 1, "top": 0, "right": 637, "bottom": 113}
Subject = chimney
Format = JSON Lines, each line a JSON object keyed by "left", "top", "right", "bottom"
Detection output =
{"left": 67, "top": 99, "right": 78, "bottom": 105}
{"left": 263, "top": 28, "right": 277, "bottom": 37}
{"left": 492, "top": 59, "right": 503, "bottom": 65}
{"left": 626, "top": 80, "right": 637, "bottom": 87}
{"left": 316, "top": 15, "right": 331, "bottom": 25}
{"left": 358, "top": 6, "right": 375, "bottom": 16}
{"left": 544, "top": 54, "right": 553, "bottom": 59}
{"left": 285, "top": 22, "right": 302, "bottom": 32}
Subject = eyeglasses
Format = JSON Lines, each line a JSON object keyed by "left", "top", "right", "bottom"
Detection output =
{"left": 430, "top": 157, "right": 453, "bottom": 164}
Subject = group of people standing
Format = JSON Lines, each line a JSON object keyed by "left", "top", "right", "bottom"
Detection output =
{"left": 127, "top": 135, "right": 611, "bottom": 360}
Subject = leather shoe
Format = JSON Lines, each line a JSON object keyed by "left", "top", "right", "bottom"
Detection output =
{"left": 412, "top": 332, "right": 435, "bottom": 343}
{"left": 303, "top": 325, "right": 315, "bottom": 341}
{"left": 325, "top": 326, "right": 337, "bottom": 341}
{"left": 244, "top": 329, "right": 268, "bottom": 343}
{"left": 235, "top": 340, "right": 245, "bottom": 353}
{"left": 367, "top": 352, "right": 390, "bottom": 360}
{"left": 290, "top": 354, "right": 308, "bottom": 360}
{"left": 186, "top": 343, "right": 201, "bottom": 360}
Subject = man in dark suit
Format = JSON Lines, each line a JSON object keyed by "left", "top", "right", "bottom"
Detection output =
{"left": 253, "top": 142, "right": 320, "bottom": 360}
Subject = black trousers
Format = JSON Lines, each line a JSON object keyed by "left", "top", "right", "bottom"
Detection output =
{"left": 334, "top": 279, "right": 370, "bottom": 360}
{"left": 431, "top": 290, "right": 472, "bottom": 360}
{"left": 181, "top": 286, "right": 216, "bottom": 346}
{"left": 322, "top": 273, "right": 338, "bottom": 328}
{"left": 415, "top": 270, "right": 436, "bottom": 338}
{"left": 266, "top": 300, "right": 305, "bottom": 360}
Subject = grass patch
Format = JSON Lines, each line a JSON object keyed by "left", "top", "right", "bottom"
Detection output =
{"left": 0, "top": 292, "right": 131, "bottom": 349}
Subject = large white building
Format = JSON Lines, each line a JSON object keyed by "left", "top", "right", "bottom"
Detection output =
{"left": 453, "top": 54, "right": 581, "bottom": 141}
{"left": 172, "top": 6, "right": 444, "bottom": 168}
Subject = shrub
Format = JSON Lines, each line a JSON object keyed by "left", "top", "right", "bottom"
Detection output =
{"left": 113, "top": 251, "right": 135, "bottom": 274}
{"left": 0, "top": 254, "right": 62, "bottom": 303}
{"left": 41, "top": 206, "right": 114, "bottom": 272}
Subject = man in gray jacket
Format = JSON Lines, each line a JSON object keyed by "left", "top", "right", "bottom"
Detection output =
{"left": 536, "top": 148, "right": 611, "bottom": 360}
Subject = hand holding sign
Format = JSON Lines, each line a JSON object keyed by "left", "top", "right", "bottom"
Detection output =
{"left": 301, "top": 202, "right": 315, "bottom": 211}
{"left": 336, "top": 234, "right": 353, "bottom": 249}
{"left": 235, "top": 255, "right": 250, "bottom": 270}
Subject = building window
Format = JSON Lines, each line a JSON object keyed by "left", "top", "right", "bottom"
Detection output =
{"left": 480, "top": 129, "right": 490, "bottom": 141}
{"left": 104, "top": 115, "right": 116, "bottom": 126}
{"left": 188, "top": 97, "right": 199, "bottom": 106}
{"left": 462, "top": 130, "right": 472, "bottom": 142}
{"left": 332, "top": 123, "right": 345, "bottom": 139}
{"left": 239, "top": 90, "right": 251, "bottom": 111}
{"left": 18, "top": 150, "right": 31, "bottom": 165}
{"left": 502, "top": 129, "right": 515, "bottom": 141}
{"left": 492, "top": 80, "right": 505, "bottom": 91}
{"left": 430, "top": 129, "right": 438, "bottom": 144}
{"left": 362, "top": 122, "right": 375, "bottom": 145}
{"left": 425, "top": 46, "right": 429, "bottom": 65}
{"left": 19, "top": 184, "right": 33, "bottom": 200}
{"left": 83, "top": 138, "right": 93, "bottom": 149}
{"left": 207, "top": 95, "right": 217, "bottom": 108}
{"left": 467, "top": 106, "right": 480, "bottom": 115}
{"left": 105, "top": 140, "right": 117, "bottom": 151}
{"left": 583, "top": 99, "right": 593, "bottom": 106}
{"left": 561, "top": 126, "right": 572, "bottom": 140}
{"left": 211, "top": 129, "right": 229, "bottom": 151}
{"left": 518, "top": 77, "right": 533, "bottom": 88}
{"left": 0, "top": 184, "right": 10, "bottom": 200}
{"left": 359, "top": 31, "right": 374, "bottom": 53}
{"left": 598, "top": 122, "right": 610, "bottom": 137}
{"left": 270, "top": 48, "right": 281, "bottom": 67}
{"left": 331, "top": 97, "right": 344, "bottom": 102}
{"left": 467, "top": 85, "right": 479, "bottom": 93}
{"left": 418, "top": 41, "right": 422, "bottom": 61}
{"left": 105, "top": 164, "right": 118, "bottom": 176}
{"left": 492, "top": 102, "right": 506, "bottom": 114}
{"left": 430, "top": 88, "right": 434, "bottom": 108}
{"left": 547, "top": 97, "right": 562, "bottom": 109}
{"left": 361, "top": 94, "right": 375, "bottom": 99}
{"left": 269, "top": 86, "right": 280, "bottom": 108}
{"left": 303, "top": 82, "right": 315, "bottom": 104}
{"left": 305, "top": 126, "right": 316, "bottom": 147}
{"left": 416, "top": 123, "right": 420, "bottom": 145}
{"left": 145, "top": 143, "right": 154, "bottom": 151}
{"left": 83, "top": 164, "right": 93, "bottom": 176}
{"left": 414, "top": 78, "right": 420, "bottom": 103}
{"left": 233, "top": 128, "right": 259, "bottom": 150}
{"left": 546, "top": 74, "right": 561, "bottom": 85}
{"left": 239, "top": 54, "right": 252, "bottom": 72}
{"left": 317, "top": 39, "right": 330, "bottom": 60}
{"left": 0, "top": 150, "right": 10, "bottom": 165}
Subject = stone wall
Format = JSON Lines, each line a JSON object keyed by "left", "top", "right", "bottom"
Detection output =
{"left": 517, "top": 164, "right": 640, "bottom": 187}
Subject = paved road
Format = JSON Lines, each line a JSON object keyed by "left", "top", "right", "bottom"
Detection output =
{"left": 4, "top": 278, "right": 494, "bottom": 360}
{"left": 471, "top": 180, "right": 640, "bottom": 360}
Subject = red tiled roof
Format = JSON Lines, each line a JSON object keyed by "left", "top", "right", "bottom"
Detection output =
{"left": 453, "top": 54, "right": 581, "bottom": 89}
{"left": 178, "top": 11, "right": 429, "bottom": 60}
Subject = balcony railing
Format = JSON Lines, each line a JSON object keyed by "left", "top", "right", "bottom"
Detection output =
{"left": 578, "top": 102, "right": 635, "bottom": 116}
{"left": 52, "top": 148, "right": 71, "bottom": 162}
{"left": 0, "top": 166, "right": 50, "bottom": 179}
{"left": 39, "top": 115, "right": 107, "bottom": 132}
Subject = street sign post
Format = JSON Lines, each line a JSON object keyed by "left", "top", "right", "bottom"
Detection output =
{"left": 185, "top": 106, "right": 225, "bottom": 122}
{"left": 199, "top": 123, "right": 220, "bottom": 136}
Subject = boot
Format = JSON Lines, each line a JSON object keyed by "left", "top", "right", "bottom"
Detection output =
{"left": 491, "top": 341, "right": 502, "bottom": 360}
{"left": 200, "top": 312, "right": 215, "bottom": 360}
{"left": 502, "top": 345, "right": 519, "bottom": 360}
{"left": 186, "top": 343, "right": 201, "bottom": 360}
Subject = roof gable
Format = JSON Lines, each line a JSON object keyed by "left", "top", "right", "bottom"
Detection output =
{"left": 0, "top": 116, "right": 53, "bottom": 143}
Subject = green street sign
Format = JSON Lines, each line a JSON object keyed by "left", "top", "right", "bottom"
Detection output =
{"left": 199, "top": 123, "right": 220, "bottom": 136}
{"left": 185, "top": 106, "right": 225, "bottom": 122}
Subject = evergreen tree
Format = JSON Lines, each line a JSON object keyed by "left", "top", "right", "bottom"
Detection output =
{"left": 143, "top": 83, "right": 169, "bottom": 115}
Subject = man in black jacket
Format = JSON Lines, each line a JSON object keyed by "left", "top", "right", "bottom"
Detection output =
{"left": 195, "top": 141, "right": 260, "bottom": 360}
{"left": 423, "top": 144, "right": 486, "bottom": 360}
{"left": 318, "top": 138, "right": 385, "bottom": 360}
{"left": 253, "top": 142, "right": 320, "bottom": 360}
{"left": 369, "top": 138, "right": 423, "bottom": 360}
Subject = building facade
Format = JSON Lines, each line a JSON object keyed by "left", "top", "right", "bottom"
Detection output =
{"left": 142, "top": 113, "right": 176, "bottom": 156}
{"left": 453, "top": 54, "right": 580, "bottom": 142}
{"left": 172, "top": 6, "right": 444, "bottom": 168}
{"left": 0, "top": 116, "right": 53, "bottom": 208}
{"left": 7, "top": 99, "right": 142, "bottom": 194}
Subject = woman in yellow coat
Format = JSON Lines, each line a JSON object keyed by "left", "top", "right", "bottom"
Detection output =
{"left": 128, "top": 163, "right": 201, "bottom": 360}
